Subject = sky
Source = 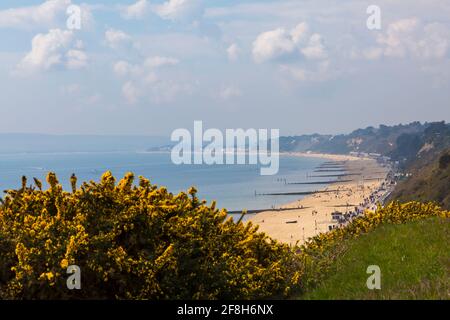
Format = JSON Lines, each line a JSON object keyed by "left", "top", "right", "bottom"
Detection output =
{"left": 0, "top": 0, "right": 449, "bottom": 136}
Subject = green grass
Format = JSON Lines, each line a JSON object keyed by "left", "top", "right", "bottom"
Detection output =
{"left": 301, "top": 218, "right": 449, "bottom": 300}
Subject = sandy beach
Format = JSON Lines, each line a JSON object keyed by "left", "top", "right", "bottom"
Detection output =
{"left": 248, "top": 153, "right": 391, "bottom": 246}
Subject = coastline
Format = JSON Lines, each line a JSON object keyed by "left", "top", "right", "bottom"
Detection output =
{"left": 247, "top": 153, "right": 391, "bottom": 246}
{"left": 284, "top": 151, "right": 366, "bottom": 161}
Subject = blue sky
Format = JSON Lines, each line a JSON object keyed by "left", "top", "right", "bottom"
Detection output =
{"left": 0, "top": 0, "right": 449, "bottom": 136}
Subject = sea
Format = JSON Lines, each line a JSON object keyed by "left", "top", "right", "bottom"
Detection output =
{"left": 0, "top": 151, "right": 331, "bottom": 213}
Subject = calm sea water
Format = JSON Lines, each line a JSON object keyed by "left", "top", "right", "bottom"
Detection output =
{"left": 0, "top": 152, "right": 329, "bottom": 212}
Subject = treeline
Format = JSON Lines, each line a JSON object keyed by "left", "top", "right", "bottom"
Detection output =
{"left": 279, "top": 120, "right": 450, "bottom": 209}
{"left": 279, "top": 121, "right": 450, "bottom": 163}
{"left": 390, "top": 148, "right": 450, "bottom": 210}
{"left": 386, "top": 122, "right": 450, "bottom": 209}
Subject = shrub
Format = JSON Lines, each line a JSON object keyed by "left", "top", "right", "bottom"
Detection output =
{"left": 0, "top": 172, "right": 302, "bottom": 299}
{"left": 439, "top": 152, "right": 450, "bottom": 170}
{"left": 1, "top": 172, "right": 448, "bottom": 300}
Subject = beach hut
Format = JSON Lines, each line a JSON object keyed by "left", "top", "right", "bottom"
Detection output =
{"left": 331, "top": 211, "right": 343, "bottom": 221}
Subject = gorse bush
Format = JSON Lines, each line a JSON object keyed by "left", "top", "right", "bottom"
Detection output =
{"left": 0, "top": 172, "right": 302, "bottom": 299}
{"left": 0, "top": 172, "right": 448, "bottom": 300}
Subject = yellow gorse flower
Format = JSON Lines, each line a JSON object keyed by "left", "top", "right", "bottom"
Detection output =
{"left": 0, "top": 172, "right": 448, "bottom": 300}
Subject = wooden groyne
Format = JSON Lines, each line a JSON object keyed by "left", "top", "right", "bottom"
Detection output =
{"left": 257, "top": 189, "right": 350, "bottom": 196}
{"left": 321, "top": 161, "right": 346, "bottom": 165}
{"left": 313, "top": 169, "right": 348, "bottom": 172}
{"left": 228, "top": 207, "right": 311, "bottom": 215}
{"left": 287, "top": 179, "right": 353, "bottom": 185}
{"left": 309, "top": 173, "right": 361, "bottom": 178}
{"left": 327, "top": 204, "right": 357, "bottom": 208}
{"left": 317, "top": 162, "right": 346, "bottom": 166}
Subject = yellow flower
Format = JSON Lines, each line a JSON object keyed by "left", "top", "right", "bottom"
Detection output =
{"left": 45, "top": 272, "right": 54, "bottom": 281}
{"left": 60, "top": 259, "right": 69, "bottom": 269}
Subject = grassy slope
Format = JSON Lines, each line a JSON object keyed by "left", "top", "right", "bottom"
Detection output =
{"left": 301, "top": 218, "right": 449, "bottom": 300}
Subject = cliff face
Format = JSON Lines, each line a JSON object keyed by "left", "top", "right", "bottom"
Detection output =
{"left": 390, "top": 149, "right": 450, "bottom": 210}
{"left": 280, "top": 121, "right": 450, "bottom": 209}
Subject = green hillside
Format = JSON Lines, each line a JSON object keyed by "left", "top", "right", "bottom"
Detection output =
{"left": 280, "top": 120, "right": 450, "bottom": 211}
{"left": 390, "top": 149, "right": 450, "bottom": 210}
{"left": 279, "top": 121, "right": 431, "bottom": 155}
{"left": 279, "top": 121, "right": 450, "bottom": 163}
{"left": 301, "top": 217, "right": 449, "bottom": 300}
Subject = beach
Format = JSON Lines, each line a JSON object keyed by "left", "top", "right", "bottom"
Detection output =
{"left": 248, "top": 153, "right": 392, "bottom": 246}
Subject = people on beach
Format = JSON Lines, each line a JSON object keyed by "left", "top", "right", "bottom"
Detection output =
{"left": 248, "top": 157, "right": 394, "bottom": 246}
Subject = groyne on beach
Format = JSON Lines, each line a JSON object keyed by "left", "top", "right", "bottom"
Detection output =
{"left": 247, "top": 153, "right": 393, "bottom": 245}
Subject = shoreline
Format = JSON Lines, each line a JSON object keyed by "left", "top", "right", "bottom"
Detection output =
{"left": 247, "top": 153, "right": 392, "bottom": 246}
{"left": 283, "top": 151, "right": 366, "bottom": 162}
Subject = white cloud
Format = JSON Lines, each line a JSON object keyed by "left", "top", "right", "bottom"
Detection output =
{"left": 361, "top": 18, "right": 450, "bottom": 61}
{"left": 15, "top": 29, "right": 88, "bottom": 74}
{"left": 113, "top": 56, "right": 178, "bottom": 78}
{"left": 144, "top": 72, "right": 159, "bottom": 84}
{"left": 150, "top": 81, "right": 194, "bottom": 104}
{"left": 219, "top": 85, "right": 242, "bottom": 100}
{"left": 280, "top": 65, "right": 307, "bottom": 81}
{"left": 104, "top": 29, "right": 132, "bottom": 49}
{"left": 113, "top": 55, "right": 192, "bottom": 104}
{"left": 122, "top": 73, "right": 194, "bottom": 105}
{"left": 113, "top": 60, "right": 136, "bottom": 77}
{"left": 144, "top": 56, "right": 179, "bottom": 68}
{"left": 414, "top": 23, "right": 450, "bottom": 60}
{"left": 227, "top": 43, "right": 241, "bottom": 62}
{"left": 121, "top": 0, "right": 149, "bottom": 20}
{"left": 65, "top": 49, "right": 88, "bottom": 69}
{"left": 290, "top": 22, "right": 308, "bottom": 44}
{"left": 120, "top": 0, "right": 203, "bottom": 22}
{"left": 280, "top": 60, "right": 331, "bottom": 82}
{"left": 377, "top": 18, "right": 420, "bottom": 58}
{"left": 60, "top": 83, "right": 81, "bottom": 95}
{"left": 252, "top": 28, "right": 296, "bottom": 63}
{"left": 155, "top": 0, "right": 203, "bottom": 21}
{"left": 301, "top": 34, "right": 327, "bottom": 60}
{"left": 122, "top": 81, "right": 140, "bottom": 104}
{"left": 0, "top": 0, "right": 70, "bottom": 29}
{"left": 86, "top": 93, "right": 102, "bottom": 105}
{"left": 362, "top": 47, "right": 384, "bottom": 60}
{"left": 251, "top": 22, "right": 330, "bottom": 82}
{"left": 0, "top": 0, "right": 93, "bottom": 30}
{"left": 252, "top": 23, "right": 327, "bottom": 63}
